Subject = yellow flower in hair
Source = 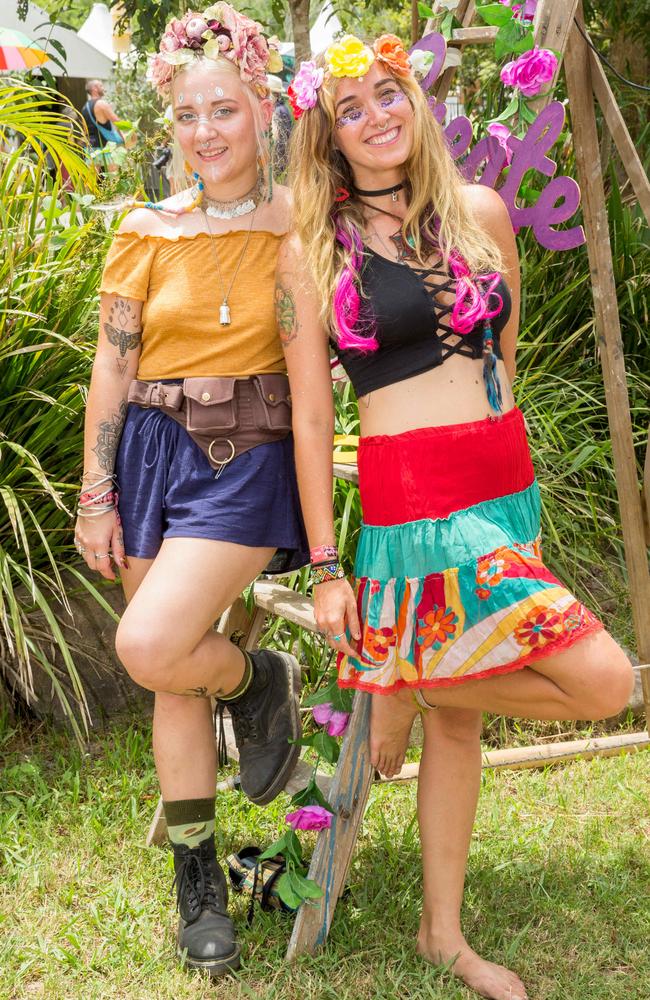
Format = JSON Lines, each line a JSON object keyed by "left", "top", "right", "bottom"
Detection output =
{"left": 325, "top": 34, "right": 375, "bottom": 78}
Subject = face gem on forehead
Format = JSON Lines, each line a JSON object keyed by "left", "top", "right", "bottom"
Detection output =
{"left": 195, "top": 92, "right": 204, "bottom": 105}
{"left": 215, "top": 86, "right": 224, "bottom": 97}
{"left": 177, "top": 93, "right": 184, "bottom": 104}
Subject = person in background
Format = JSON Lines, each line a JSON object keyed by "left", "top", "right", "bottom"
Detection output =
{"left": 81, "top": 79, "right": 123, "bottom": 166}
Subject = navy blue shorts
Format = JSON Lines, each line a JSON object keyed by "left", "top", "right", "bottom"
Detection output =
{"left": 115, "top": 404, "right": 309, "bottom": 573}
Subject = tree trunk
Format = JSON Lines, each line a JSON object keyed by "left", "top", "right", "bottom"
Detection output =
{"left": 289, "top": 0, "right": 311, "bottom": 65}
{"left": 411, "top": 0, "right": 420, "bottom": 46}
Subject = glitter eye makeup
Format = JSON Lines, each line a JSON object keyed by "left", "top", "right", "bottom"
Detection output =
{"left": 335, "top": 88, "right": 405, "bottom": 129}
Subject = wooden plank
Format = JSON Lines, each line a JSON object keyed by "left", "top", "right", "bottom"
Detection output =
{"left": 564, "top": 8, "right": 650, "bottom": 734}
{"left": 644, "top": 426, "right": 650, "bottom": 547}
{"left": 589, "top": 47, "right": 650, "bottom": 226}
{"left": 531, "top": 0, "right": 580, "bottom": 110}
{"left": 333, "top": 462, "right": 358, "bottom": 485}
{"left": 287, "top": 692, "right": 374, "bottom": 960}
{"left": 450, "top": 26, "right": 497, "bottom": 45}
{"left": 254, "top": 580, "right": 317, "bottom": 632}
{"left": 382, "top": 732, "right": 650, "bottom": 784}
{"left": 434, "top": 0, "right": 476, "bottom": 103}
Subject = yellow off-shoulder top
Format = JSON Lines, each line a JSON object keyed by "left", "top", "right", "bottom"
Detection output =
{"left": 99, "top": 229, "right": 286, "bottom": 380}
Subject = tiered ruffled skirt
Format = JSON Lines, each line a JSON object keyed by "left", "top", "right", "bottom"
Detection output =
{"left": 338, "top": 407, "right": 602, "bottom": 694}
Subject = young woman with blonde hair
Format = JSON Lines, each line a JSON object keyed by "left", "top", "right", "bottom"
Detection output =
{"left": 75, "top": 4, "right": 307, "bottom": 976}
{"left": 278, "top": 34, "right": 633, "bottom": 1000}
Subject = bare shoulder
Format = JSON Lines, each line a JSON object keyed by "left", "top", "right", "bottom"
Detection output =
{"left": 117, "top": 207, "right": 160, "bottom": 237}
{"left": 462, "top": 183, "right": 512, "bottom": 233}
{"left": 277, "top": 230, "right": 304, "bottom": 270}
{"left": 262, "top": 183, "right": 292, "bottom": 233}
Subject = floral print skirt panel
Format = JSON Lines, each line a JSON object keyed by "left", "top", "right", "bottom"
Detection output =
{"left": 337, "top": 407, "right": 602, "bottom": 695}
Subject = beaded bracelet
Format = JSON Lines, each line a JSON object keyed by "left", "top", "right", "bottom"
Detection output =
{"left": 310, "top": 544, "right": 339, "bottom": 565}
{"left": 311, "top": 562, "right": 346, "bottom": 586}
{"left": 79, "top": 489, "right": 119, "bottom": 508}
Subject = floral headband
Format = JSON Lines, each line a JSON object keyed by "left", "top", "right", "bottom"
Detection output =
{"left": 288, "top": 33, "right": 422, "bottom": 119}
{"left": 149, "top": 3, "right": 283, "bottom": 98}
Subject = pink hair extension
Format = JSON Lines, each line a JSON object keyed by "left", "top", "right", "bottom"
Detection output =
{"left": 333, "top": 219, "right": 378, "bottom": 352}
{"left": 448, "top": 252, "right": 503, "bottom": 335}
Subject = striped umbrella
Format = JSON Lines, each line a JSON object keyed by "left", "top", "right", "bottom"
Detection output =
{"left": 0, "top": 27, "right": 50, "bottom": 71}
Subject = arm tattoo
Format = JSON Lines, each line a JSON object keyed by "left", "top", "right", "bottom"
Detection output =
{"left": 274, "top": 279, "right": 298, "bottom": 347}
{"left": 104, "top": 298, "right": 142, "bottom": 376}
{"left": 185, "top": 687, "right": 209, "bottom": 698}
{"left": 91, "top": 399, "right": 127, "bottom": 472}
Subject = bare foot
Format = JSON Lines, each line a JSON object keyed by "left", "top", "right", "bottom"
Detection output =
{"left": 417, "top": 929, "right": 528, "bottom": 1000}
{"left": 370, "top": 690, "right": 418, "bottom": 777}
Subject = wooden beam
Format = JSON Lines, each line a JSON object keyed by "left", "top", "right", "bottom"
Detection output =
{"left": 589, "top": 46, "right": 650, "bottom": 226}
{"left": 287, "top": 692, "right": 374, "bottom": 959}
{"left": 450, "top": 26, "right": 497, "bottom": 45}
{"left": 564, "top": 8, "right": 650, "bottom": 734}
{"left": 254, "top": 580, "right": 317, "bottom": 631}
{"left": 381, "top": 731, "right": 650, "bottom": 783}
{"left": 531, "top": 0, "right": 580, "bottom": 110}
{"left": 644, "top": 426, "right": 650, "bottom": 547}
{"left": 333, "top": 462, "right": 358, "bottom": 485}
{"left": 434, "top": 0, "right": 476, "bottom": 103}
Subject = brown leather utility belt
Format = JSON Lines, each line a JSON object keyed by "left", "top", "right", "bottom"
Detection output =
{"left": 127, "top": 373, "right": 292, "bottom": 472}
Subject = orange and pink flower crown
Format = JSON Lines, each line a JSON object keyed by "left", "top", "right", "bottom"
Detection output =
{"left": 149, "top": 3, "right": 283, "bottom": 98}
{"left": 288, "top": 33, "right": 412, "bottom": 119}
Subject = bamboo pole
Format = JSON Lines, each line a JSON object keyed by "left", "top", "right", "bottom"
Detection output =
{"left": 381, "top": 732, "right": 650, "bottom": 783}
{"left": 564, "top": 8, "right": 650, "bottom": 733}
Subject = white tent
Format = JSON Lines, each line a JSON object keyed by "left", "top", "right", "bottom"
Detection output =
{"left": 2, "top": 1, "right": 114, "bottom": 78}
{"left": 310, "top": 3, "right": 342, "bottom": 54}
{"left": 77, "top": 3, "right": 115, "bottom": 62}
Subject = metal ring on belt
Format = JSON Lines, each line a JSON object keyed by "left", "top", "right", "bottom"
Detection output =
{"left": 208, "top": 438, "right": 236, "bottom": 467}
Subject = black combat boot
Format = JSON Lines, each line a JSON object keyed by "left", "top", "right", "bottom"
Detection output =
{"left": 218, "top": 649, "right": 301, "bottom": 806}
{"left": 173, "top": 834, "right": 240, "bottom": 976}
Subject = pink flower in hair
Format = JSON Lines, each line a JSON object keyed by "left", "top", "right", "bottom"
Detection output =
{"left": 185, "top": 16, "right": 210, "bottom": 43}
{"left": 149, "top": 53, "right": 174, "bottom": 91}
{"left": 288, "top": 60, "right": 324, "bottom": 116}
{"left": 160, "top": 30, "right": 183, "bottom": 54}
{"left": 168, "top": 17, "right": 190, "bottom": 46}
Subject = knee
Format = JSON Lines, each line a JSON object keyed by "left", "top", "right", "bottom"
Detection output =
{"left": 115, "top": 618, "right": 177, "bottom": 691}
{"left": 431, "top": 707, "right": 483, "bottom": 745}
{"left": 582, "top": 644, "right": 635, "bottom": 720}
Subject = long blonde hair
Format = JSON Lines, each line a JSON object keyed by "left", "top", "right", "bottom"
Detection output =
{"left": 289, "top": 57, "right": 504, "bottom": 345}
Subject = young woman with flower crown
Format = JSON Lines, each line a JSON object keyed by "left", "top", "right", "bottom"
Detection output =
{"left": 74, "top": 4, "right": 309, "bottom": 976}
{"left": 278, "top": 33, "right": 633, "bottom": 1000}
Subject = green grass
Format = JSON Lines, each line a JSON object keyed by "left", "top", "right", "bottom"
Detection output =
{"left": 1, "top": 714, "right": 649, "bottom": 1000}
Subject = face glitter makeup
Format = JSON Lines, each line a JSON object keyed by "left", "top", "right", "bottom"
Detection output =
{"left": 215, "top": 86, "right": 224, "bottom": 97}
{"left": 195, "top": 92, "right": 204, "bottom": 105}
{"left": 178, "top": 93, "right": 184, "bottom": 104}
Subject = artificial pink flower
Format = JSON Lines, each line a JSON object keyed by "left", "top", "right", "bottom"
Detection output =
{"left": 500, "top": 46, "right": 558, "bottom": 97}
{"left": 159, "top": 30, "right": 182, "bottom": 54}
{"left": 312, "top": 701, "right": 350, "bottom": 737}
{"left": 499, "top": 0, "right": 537, "bottom": 17}
{"left": 285, "top": 805, "right": 333, "bottom": 831}
{"left": 326, "top": 710, "right": 349, "bottom": 737}
{"left": 312, "top": 703, "right": 334, "bottom": 726}
{"left": 289, "top": 60, "right": 324, "bottom": 114}
{"left": 487, "top": 122, "right": 513, "bottom": 164}
{"left": 168, "top": 17, "right": 189, "bottom": 46}
{"left": 185, "top": 16, "right": 210, "bottom": 42}
{"left": 149, "top": 53, "right": 174, "bottom": 90}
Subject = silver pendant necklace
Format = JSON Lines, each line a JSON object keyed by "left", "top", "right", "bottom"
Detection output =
{"left": 201, "top": 177, "right": 263, "bottom": 220}
{"left": 203, "top": 208, "right": 258, "bottom": 326}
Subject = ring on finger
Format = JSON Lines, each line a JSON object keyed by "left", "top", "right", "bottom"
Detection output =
{"left": 330, "top": 633, "right": 343, "bottom": 642}
{"left": 94, "top": 551, "right": 110, "bottom": 559}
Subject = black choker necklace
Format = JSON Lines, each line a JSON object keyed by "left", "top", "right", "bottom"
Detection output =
{"left": 353, "top": 181, "right": 405, "bottom": 202}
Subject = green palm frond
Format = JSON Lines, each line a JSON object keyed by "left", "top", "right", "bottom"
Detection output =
{"left": 0, "top": 79, "right": 96, "bottom": 190}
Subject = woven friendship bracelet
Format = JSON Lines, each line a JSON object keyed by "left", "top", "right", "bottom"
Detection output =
{"left": 311, "top": 562, "right": 346, "bottom": 586}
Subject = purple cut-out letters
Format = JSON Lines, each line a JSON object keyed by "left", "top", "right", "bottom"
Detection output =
{"left": 411, "top": 32, "right": 585, "bottom": 250}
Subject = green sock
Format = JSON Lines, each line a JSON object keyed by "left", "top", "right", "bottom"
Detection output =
{"left": 219, "top": 649, "right": 254, "bottom": 702}
{"left": 164, "top": 797, "right": 215, "bottom": 849}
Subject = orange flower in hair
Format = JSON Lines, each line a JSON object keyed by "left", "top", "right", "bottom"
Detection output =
{"left": 373, "top": 34, "right": 411, "bottom": 78}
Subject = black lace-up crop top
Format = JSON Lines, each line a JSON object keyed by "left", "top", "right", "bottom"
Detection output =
{"left": 332, "top": 249, "right": 512, "bottom": 399}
